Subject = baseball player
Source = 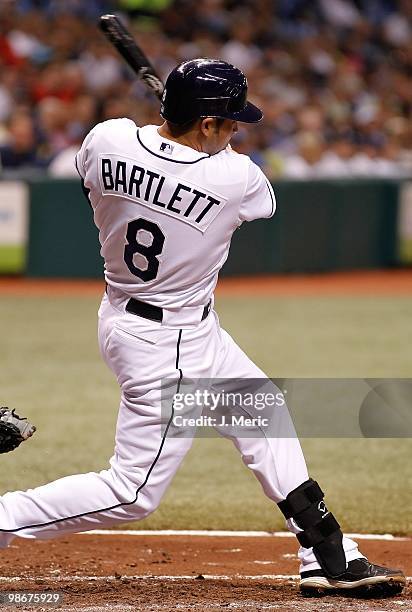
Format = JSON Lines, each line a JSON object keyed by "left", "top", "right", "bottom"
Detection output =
{"left": 0, "top": 59, "right": 405, "bottom": 596}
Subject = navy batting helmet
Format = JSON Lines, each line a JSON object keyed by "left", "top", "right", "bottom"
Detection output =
{"left": 160, "top": 58, "right": 263, "bottom": 125}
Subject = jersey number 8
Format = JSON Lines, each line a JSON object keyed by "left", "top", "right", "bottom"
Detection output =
{"left": 124, "top": 217, "right": 165, "bottom": 282}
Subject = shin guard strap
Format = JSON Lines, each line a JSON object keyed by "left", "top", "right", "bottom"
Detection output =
{"left": 296, "top": 513, "right": 340, "bottom": 549}
{"left": 278, "top": 479, "right": 323, "bottom": 519}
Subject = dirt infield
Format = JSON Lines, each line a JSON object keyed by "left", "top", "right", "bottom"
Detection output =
{"left": 2, "top": 269, "right": 412, "bottom": 297}
{"left": 0, "top": 533, "right": 410, "bottom": 611}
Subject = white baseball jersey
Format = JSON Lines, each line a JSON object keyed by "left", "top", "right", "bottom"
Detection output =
{"left": 75, "top": 118, "right": 276, "bottom": 308}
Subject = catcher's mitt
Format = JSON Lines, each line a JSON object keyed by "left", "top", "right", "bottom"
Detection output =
{"left": 0, "top": 407, "right": 36, "bottom": 454}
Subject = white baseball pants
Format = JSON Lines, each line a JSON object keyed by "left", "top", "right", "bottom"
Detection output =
{"left": 0, "top": 292, "right": 362, "bottom": 572}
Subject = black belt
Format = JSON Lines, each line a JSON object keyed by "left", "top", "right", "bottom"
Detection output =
{"left": 125, "top": 297, "right": 211, "bottom": 323}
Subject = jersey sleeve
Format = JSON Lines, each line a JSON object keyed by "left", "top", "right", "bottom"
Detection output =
{"left": 238, "top": 159, "right": 276, "bottom": 222}
{"left": 74, "top": 124, "right": 100, "bottom": 180}
{"left": 75, "top": 118, "right": 137, "bottom": 181}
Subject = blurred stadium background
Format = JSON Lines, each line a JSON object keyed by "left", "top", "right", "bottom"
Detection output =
{"left": 1, "top": 0, "right": 412, "bottom": 178}
{"left": 0, "top": 1, "right": 411, "bottom": 535}
{"left": 1, "top": 0, "right": 412, "bottom": 275}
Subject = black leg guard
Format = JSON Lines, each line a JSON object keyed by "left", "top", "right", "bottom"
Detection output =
{"left": 278, "top": 479, "right": 346, "bottom": 578}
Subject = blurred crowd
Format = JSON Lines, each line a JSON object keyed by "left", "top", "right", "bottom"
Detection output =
{"left": 1, "top": 0, "right": 412, "bottom": 179}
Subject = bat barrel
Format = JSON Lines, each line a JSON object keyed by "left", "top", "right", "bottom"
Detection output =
{"left": 98, "top": 14, "right": 164, "bottom": 100}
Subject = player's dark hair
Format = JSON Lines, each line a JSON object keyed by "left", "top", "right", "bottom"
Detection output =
{"left": 166, "top": 117, "right": 225, "bottom": 138}
{"left": 166, "top": 119, "right": 198, "bottom": 137}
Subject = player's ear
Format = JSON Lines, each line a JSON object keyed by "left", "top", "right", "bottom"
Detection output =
{"left": 200, "top": 118, "right": 216, "bottom": 138}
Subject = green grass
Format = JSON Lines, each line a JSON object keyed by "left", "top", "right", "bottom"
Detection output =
{"left": 0, "top": 294, "right": 411, "bottom": 534}
{"left": 0, "top": 246, "right": 26, "bottom": 273}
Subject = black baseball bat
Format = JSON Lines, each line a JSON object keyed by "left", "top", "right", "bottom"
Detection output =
{"left": 98, "top": 14, "right": 164, "bottom": 100}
